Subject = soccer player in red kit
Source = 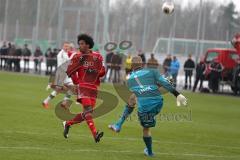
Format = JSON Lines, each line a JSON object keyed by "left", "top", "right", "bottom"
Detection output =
{"left": 63, "top": 34, "right": 106, "bottom": 143}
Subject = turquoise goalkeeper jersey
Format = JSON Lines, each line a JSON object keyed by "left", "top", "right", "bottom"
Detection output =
{"left": 127, "top": 68, "right": 175, "bottom": 113}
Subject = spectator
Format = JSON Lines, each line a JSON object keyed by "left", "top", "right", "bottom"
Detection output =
{"left": 209, "top": 58, "right": 223, "bottom": 93}
{"left": 138, "top": 51, "right": 146, "bottom": 65}
{"left": 183, "top": 54, "right": 195, "bottom": 89}
{"left": 105, "top": 51, "right": 114, "bottom": 82}
{"left": 7, "top": 43, "right": 16, "bottom": 71}
{"left": 22, "top": 44, "right": 32, "bottom": 72}
{"left": 14, "top": 46, "right": 22, "bottom": 72}
{"left": 110, "top": 52, "right": 121, "bottom": 83}
{"left": 147, "top": 53, "right": 159, "bottom": 68}
{"left": 0, "top": 42, "right": 8, "bottom": 70}
{"left": 170, "top": 56, "right": 180, "bottom": 88}
{"left": 232, "top": 59, "right": 240, "bottom": 94}
{"left": 45, "top": 48, "right": 53, "bottom": 75}
{"left": 163, "top": 54, "right": 172, "bottom": 76}
{"left": 34, "top": 46, "right": 43, "bottom": 73}
{"left": 52, "top": 48, "right": 58, "bottom": 70}
{"left": 114, "top": 53, "right": 122, "bottom": 83}
{"left": 125, "top": 54, "right": 132, "bottom": 76}
{"left": 192, "top": 60, "right": 206, "bottom": 92}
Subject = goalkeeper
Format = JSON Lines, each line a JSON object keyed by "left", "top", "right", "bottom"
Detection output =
{"left": 109, "top": 56, "right": 187, "bottom": 157}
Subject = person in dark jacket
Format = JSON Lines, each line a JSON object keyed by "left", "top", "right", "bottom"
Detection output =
{"left": 111, "top": 52, "right": 122, "bottom": 83}
{"left": 0, "top": 42, "right": 8, "bottom": 69}
{"left": 232, "top": 60, "right": 240, "bottom": 95}
{"left": 138, "top": 51, "right": 146, "bottom": 66}
{"left": 163, "top": 54, "right": 172, "bottom": 76}
{"left": 22, "top": 44, "right": 32, "bottom": 72}
{"left": 34, "top": 46, "right": 43, "bottom": 73}
{"left": 52, "top": 48, "right": 58, "bottom": 70}
{"left": 45, "top": 48, "right": 53, "bottom": 75}
{"left": 14, "top": 46, "right": 22, "bottom": 72}
{"left": 115, "top": 53, "right": 122, "bottom": 83}
{"left": 208, "top": 59, "right": 223, "bottom": 93}
{"left": 192, "top": 60, "right": 206, "bottom": 92}
{"left": 147, "top": 53, "right": 159, "bottom": 69}
{"left": 105, "top": 51, "right": 114, "bottom": 82}
{"left": 7, "top": 43, "right": 16, "bottom": 71}
{"left": 183, "top": 54, "right": 195, "bottom": 89}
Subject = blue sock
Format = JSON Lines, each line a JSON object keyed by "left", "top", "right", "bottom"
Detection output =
{"left": 143, "top": 136, "right": 153, "bottom": 155}
{"left": 116, "top": 104, "right": 134, "bottom": 127}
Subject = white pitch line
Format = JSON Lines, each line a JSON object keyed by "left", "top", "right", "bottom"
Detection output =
{"left": 0, "top": 146, "right": 239, "bottom": 159}
{"left": 1, "top": 130, "right": 240, "bottom": 150}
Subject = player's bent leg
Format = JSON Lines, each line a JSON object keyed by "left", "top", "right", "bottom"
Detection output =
{"left": 108, "top": 104, "right": 134, "bottom": 133}
{"left": 66, "top": 112, "right": 85, "bottom": 126}
{"left": 42, "top": 91, "right": 58, "bottom": 109}
{"left": 63, "top": 113, "right": 85, "bottom": 139}
{"left": 83, "top": 105, "right": 104, "bottom": 143}
{"left": 109, "top": 94, "right": 136, "bottom": 133}
{"left": 61, "top": 91, "right": 72, "bottom": 108}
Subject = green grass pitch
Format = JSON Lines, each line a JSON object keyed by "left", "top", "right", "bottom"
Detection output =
{"left": 0, "top": 71, "right": 240, "bottom": 160}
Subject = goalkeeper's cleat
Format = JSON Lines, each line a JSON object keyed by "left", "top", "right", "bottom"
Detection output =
{"left": 42, "top": 102, "right": 49, "bottom": 109}
{"left": 144, "top": 148, "right": 154, "bottom": 157}
{"left": 94, "top": 131, "right": 104, "bottom": 143}
{"left": 63, "top": 121, "right": 71, "bottom": 139}
{"left": 108, "top": 124, "right": 121, "bottom": 133}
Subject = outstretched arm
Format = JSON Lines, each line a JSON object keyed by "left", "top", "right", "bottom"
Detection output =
{"left": 154, "top": 70, "right": 187, "bottom": 106}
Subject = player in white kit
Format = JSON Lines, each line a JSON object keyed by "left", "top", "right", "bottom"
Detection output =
{"left": 42, "top": 42, "right": 76, "bottom": 109}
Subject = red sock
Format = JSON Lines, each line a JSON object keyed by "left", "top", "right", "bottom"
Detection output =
{"left": 66, "top": 113, "right": 84, "bottom": 126}
{"left": 84, "top": 112, "right": 97, "bottom": 138}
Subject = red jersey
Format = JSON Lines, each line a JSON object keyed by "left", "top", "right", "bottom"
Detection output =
{"left": 67, "top": 50, "right": 78, "bottom": 59}
{"left": 67, "top": 51, "right": 74, "bottom": 59}
{"left": 67, "top": 50, "right": 106, "bottom": 90}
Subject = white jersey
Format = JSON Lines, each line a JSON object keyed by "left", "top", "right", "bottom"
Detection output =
{"left": 57, "top": 49, "right": 70, "bottom": 67}
{"left": 55, "top": 49, "right": 73, "bottom": 86}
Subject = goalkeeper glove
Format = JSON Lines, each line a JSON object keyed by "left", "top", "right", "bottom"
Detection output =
{"left": 176, "top": 94, "right": 187, "bottom": 107}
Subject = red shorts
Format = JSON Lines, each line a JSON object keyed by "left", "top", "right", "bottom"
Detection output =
{"left": 77, "top": 85, "right": 98, "bottom": 107}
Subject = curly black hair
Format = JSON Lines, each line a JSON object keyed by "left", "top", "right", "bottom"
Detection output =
{"left": 77, "top": 34, "right": 94, "bottom": 49}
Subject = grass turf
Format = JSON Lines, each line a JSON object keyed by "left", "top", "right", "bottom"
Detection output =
{"left": 0, "top": 71, "right": 240, "bottom": 160}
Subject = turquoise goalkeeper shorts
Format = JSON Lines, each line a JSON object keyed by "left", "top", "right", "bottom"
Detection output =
{"left": 138, "top": 105, "right": 162, "bottom": 128}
